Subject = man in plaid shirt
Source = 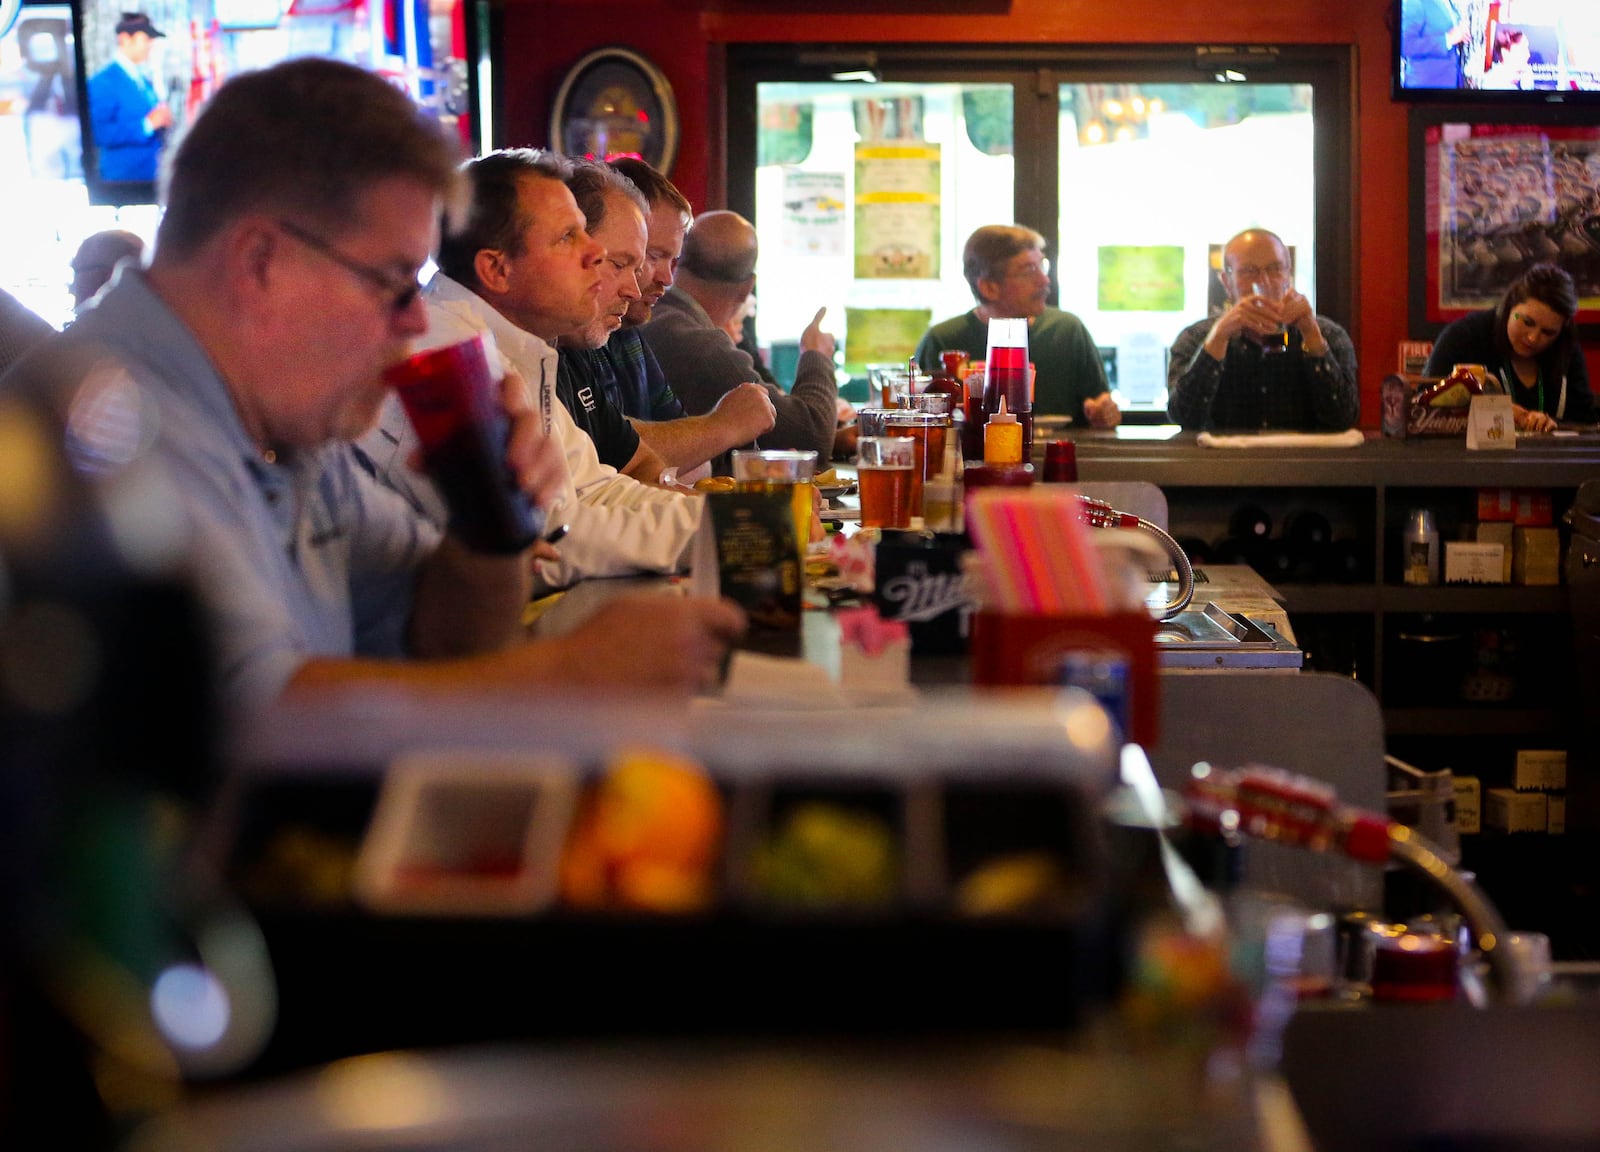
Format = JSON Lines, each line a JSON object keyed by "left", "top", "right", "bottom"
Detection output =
{"left": 1167, "top": 228, "right": 1359, "bottom": 432}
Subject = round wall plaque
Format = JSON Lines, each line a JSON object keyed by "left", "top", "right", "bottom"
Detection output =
{"left": 550, "top": 46, "right": 679, "bottom": 175}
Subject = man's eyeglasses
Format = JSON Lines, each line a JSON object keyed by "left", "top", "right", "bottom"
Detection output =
{"left": 1230, "top": 261, "right": 1286, "bottom": 281}
{"left": 277, "top": 219, "right": 423, "bottom": 316}
{"left": 1004, "top": 257, "right": 1051, "bottom": 280}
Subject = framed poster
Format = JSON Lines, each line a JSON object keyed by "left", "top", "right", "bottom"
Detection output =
{"left": 550, "top": 46, "right": 679, "bottom": 175}
{"left": 1409, "top": 106, "right": 1600, "bottom": 334}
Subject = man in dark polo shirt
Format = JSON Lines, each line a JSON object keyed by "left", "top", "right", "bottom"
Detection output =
{"left": 552, "top": 162, "right": 669, "bottom": 481}
{"left": 601, "top": 157, "right": 774, "bottom": 474}
{"left": 557, "top": 162, "right": 772, "bottom": 478}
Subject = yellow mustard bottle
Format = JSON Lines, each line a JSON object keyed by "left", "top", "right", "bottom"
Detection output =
{"left": 983, "top": 396, "right": 1023, "bottom": 465}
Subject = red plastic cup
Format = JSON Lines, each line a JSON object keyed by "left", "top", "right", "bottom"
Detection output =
{"left": 1371, "top": 929, "right": 1458, "bottom": 1002}
{"left": 384, "top": 333, "right": 545, "bottom": 554}
{"left": 1043, "top": 439, "right": 1078, "bottom": 483}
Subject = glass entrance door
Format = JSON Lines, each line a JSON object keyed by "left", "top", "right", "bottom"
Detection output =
{"left": 751, "top": 79, "right": 1015, "bottom": 398}
{"left": 729, "top": 46, "right": 1352, "bottom": 418}
{"left": 1057, "top": 81, "right": 1317, "bottom": 414}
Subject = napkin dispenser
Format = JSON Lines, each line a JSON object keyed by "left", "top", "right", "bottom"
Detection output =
{"left": 969, "top": 610, "right": 1159, "bottom": 746}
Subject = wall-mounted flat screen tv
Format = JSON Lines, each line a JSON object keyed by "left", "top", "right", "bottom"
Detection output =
{"left": 72, "top": 0, "right": 486, "bottom": 205}
{"left": 1393, "top": 0, "right": 1600, "bottom": 102}
{"left": 2, "top": 0, "right": 81, "bottom": 185}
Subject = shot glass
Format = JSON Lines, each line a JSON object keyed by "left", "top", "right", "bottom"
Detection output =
{"left": 384, "top": 332, "right": 545, "bottom": 553}
{"left": 731, "top": 448, "right": 818, "bottom": 564}
{"left": 855, "top": 436, "right": 916, "bottom": 529}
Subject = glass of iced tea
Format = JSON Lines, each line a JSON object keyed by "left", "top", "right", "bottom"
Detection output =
{"left": 883, "top": 410, "right": 944, "bottom": 520}
{"left": 855, "top": 436, "right": 916, "bottom": 529}
{"left": 856, "top": 408, "right": 897, "bottom": 438}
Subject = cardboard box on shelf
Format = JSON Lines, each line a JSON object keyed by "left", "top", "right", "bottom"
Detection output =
{"left": 1512, "top": 491, "right": 1555, "bottom": 526}
{"left": 1453, "top": 776, "right": 1481, "bottom": 835}
{"left": 1512, "top": 526, "right": 1561, "bottom": 585}
{"left": 1485, "top": 787, "right": 1547, "bottom": 834}
{"left": 1477, "top": 488, "right": 1553, "bottom": 525}
{"left": 1478, "top": 488, "right": 1514, "bottom": 521}
{"left": 1514, "top": 749, "right": 1567, "bottom": 792}
{"left": 1444, "top": 541, "right": 1505, "bottom": 585}
{"left": 1475, "top": 522, "right": 1515, "bottom": 583}
{"left": 1548, "top": 793, "right": 1566, "bottom": 835}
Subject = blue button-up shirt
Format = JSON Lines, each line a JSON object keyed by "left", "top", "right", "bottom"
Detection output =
{"left": 22, "top": 271, "right": 439, "bottom": 709}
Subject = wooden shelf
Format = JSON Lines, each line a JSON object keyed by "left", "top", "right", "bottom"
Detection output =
{"left": 1380, "top": 585, "right": 1568, "bottom": 615}
{"left": 1244, "top": 583, "right": 1566, "bottom": 615}
{"left": 1277, "top": 585, "right": 1380, "bottom": 613}
{"left": 1076, "top": 431, "right": 1595, "bottom": 752}
{"left": 1383, "top": 707, "right": 1564, "bottom": 737}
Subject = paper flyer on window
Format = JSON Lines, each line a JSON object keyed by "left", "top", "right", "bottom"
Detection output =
{"left": 780, "top": 169, "right": 847, "bottom": 257}
{"left": 853, "top": 143, "right": 940, "bottom": 279}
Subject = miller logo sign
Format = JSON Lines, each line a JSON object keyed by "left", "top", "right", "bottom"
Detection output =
{"left": 878, "top": 558, "right": 971, "bottom": 624}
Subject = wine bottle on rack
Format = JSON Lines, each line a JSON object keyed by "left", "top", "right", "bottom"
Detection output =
{"left": 1284, "top": 510, "right": 1333, "bottom": 583}
{"left": 1228, "top": 503, "right": 1273, "bottom": 545}
{"left": 1284, "top": 509, "right": 1333, "bottom": 552}
{"left": 1176, "top": 536, "right": 1212, "bottom": 566}
{"left": 1210, "top": 536, "right": 1247, "bottom": 566}
{"left": 1255, "top": 541, "right": 1295, "bottom": 583}
{"left": 1324, "top": 539, "right": 1369, "bottom": 584}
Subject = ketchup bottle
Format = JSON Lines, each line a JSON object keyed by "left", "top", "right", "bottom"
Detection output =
{"left": 927, "top": 349, "right": 968, "bottom": 409}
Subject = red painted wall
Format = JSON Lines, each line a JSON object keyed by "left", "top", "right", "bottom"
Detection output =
{"left": 494, "top": 1, "right": 1526, "bottom": 427}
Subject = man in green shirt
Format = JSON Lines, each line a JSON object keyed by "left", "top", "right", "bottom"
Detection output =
{"left": 914, "top": 224, "right": 1120, "bottom": 428}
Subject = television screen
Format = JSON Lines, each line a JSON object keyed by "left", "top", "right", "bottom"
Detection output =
{"left": 1394, "top": 0, "right": 1600, "bottom": 101}
{"left": 2, "top": 0, "right": 80, "bottom": 184}
{"left": 1, "top": 0, "right": 115, "bottom": 325}
{"left": 72, "top": 0, "right": 484, "bottom": 205}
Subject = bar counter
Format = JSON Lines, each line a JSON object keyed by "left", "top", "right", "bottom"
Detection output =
{"left": 1063, "top": 425, "right": 1600, "bottom": 488}
{"left": 1053, "top": 426, "right": 1593, "bottom": 733}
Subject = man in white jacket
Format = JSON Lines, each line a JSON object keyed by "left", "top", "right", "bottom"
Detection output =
{"left": 359, "top": 149, "right": 704, "bottom": 593}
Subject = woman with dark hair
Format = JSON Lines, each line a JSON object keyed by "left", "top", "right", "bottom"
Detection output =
{"left": 1424, "top": 263, "right": 1596, "bottom": 432}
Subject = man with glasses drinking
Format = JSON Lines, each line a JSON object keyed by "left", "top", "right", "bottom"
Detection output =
{"left": 915, "top": 223, "right": 1120, "bottom": 429}
{"left": 3, "top": 59, "right": 745, "bottom": 711}
{"left": 1166, "top": 228, "right": 1359, "bottom": 432}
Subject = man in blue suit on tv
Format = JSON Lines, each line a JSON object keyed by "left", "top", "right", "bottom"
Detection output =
{"left": 88, "top": 12, "right": 173, "bottom": 183}
{"left": 1400, "top": 0, "right": 1470, "bottom": 89}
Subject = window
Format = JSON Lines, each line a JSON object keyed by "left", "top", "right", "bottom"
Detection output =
{"left": 1059, "top": 81, "right": 1317, "bottom": 412}
{"left": 727, "top": 45, "right": 1354, "bottom": 419}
